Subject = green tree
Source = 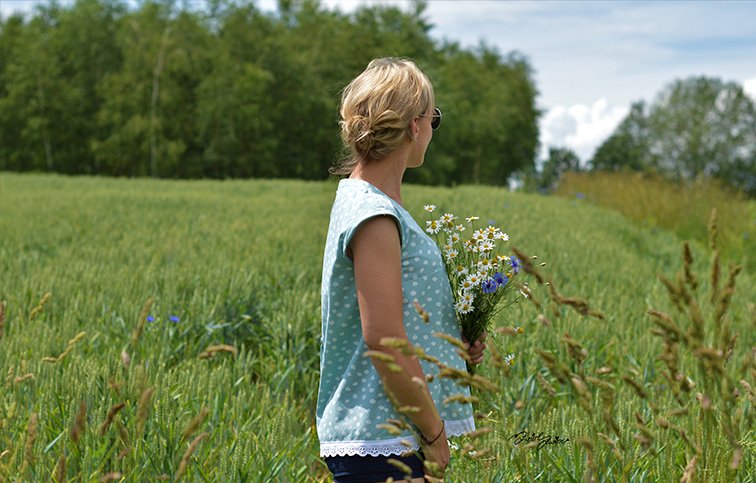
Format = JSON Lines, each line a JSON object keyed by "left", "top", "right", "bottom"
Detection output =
{"left": 589, "top": 101, "right": 648, "bottom": 172}
{"left": 592, "top": 76, "right": 756, "bottom": 196}
{"left": 49, "top": 0, "right": 125, "bottom": 174}
{"left": 425, "top": 43, "right": 539, "bottom": 187}
{"left": 0, "top": 0, "right": 542, "bottom": 185}
{"left": 195, "top": 29, "right": 276, "bottom": 177}
{"left": 92, "top": 1, "right": 213, "bottom": 177}
{"left": 540, "top": 146, "right": 580, "bottom": 191}
{"left": 0, "top": 4, "right": 68, "bottom": 172}
{"left": 516, "top": 146, "right": 580, "bottom": 193}
{"left": 0, "top": 14, "right": 27, "bottom": 170}
{"left": 647, "top": 77, "right": 756, "bottom": 194}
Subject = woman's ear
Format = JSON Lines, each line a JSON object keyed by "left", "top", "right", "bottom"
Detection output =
{"left": 408, "top": 117, "right": 420, "bottom": 141}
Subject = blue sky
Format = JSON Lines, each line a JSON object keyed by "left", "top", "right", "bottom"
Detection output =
{"left": 4, "top": 0, "right": 756, "bottom": 163}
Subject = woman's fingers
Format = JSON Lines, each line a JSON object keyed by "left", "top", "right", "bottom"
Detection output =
{"left": 469, "top": 340, "right": 486, "bottom": 364}
{"left": 462, "top": 331, "right": 488, "bottom": 365}
{"left": 463, "top": 333, "right": 488, "bottom": 364}
{"left": 469, "top": 341, "right": 486, "bottom": 354}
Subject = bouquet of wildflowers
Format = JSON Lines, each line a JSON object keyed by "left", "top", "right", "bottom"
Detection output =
{"left": 422, "top": 204, "right": 521, "bottom": 367}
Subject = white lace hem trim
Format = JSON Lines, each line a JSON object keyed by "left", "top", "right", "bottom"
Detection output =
{"left": 319, "top": 416, "right": 476, "bottom": 458}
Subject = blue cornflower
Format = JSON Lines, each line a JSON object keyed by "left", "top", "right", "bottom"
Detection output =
{"left": 169, "top": 315, "right": 180, "bottom": 323}
{"left": 482, "top": 279, "right": 497, "bottom": 294}
{"left": 576, "top": 192, "right": 585, "bottom": 199}
{"left": 493, "top": 272, "right": 508, "bottom": 286}
{"left": 510, "top": 257, "right": 520, "bottom": 274}
{"left": 147, "top": 315, "right": 155, "bottom": 323}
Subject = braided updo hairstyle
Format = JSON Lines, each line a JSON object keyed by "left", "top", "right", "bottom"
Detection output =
{"left": 329, "top": 57, "right": 434, "bottom": 176}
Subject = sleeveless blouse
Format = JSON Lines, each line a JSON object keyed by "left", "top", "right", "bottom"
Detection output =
{"left": 316, "top": 178, "right": 475, "bottom": 458}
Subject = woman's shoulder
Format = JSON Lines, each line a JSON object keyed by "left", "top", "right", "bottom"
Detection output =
{"left": 335, "top": 181, "right": 401, "bottom": 217}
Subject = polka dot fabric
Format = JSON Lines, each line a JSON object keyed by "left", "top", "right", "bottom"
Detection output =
{"left": 317, "top": 179, "right": 476, "bottom": 458}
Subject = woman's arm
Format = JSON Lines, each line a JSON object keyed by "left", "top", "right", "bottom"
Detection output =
{"left": 349, "top": 214, "right": 444, "bottom": 440}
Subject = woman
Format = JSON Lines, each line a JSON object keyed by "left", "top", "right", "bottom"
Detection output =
{"left": 317, "top": 57, "right": 487, "bottom": 482}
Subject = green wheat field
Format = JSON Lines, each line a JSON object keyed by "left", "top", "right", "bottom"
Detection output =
{"left": 1, "top": 172, "right": 753, "bottom": 481}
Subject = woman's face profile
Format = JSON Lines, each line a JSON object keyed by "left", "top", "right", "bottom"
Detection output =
{"left": 408, "top": 105, "right": 435, "bottom": 169}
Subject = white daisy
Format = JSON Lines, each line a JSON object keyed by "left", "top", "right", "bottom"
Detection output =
{"left": 448, "top": 232, "right": 461, "bottom": 244}
{"left": 458, "top": 291, "right": 474, "bottom": 304}
{"left": 454, "top": 265, "right": 469, "bottom": 277}
{"left": 471, "top": 230, "right": 485, "bottom": 243}
{"left": 504, "top": 353, "right": 516, "bottom": 366}
{"left": 456, "top": 224, "right": 466, "bottom": 232}
{"left": 495, "top": 232, "right": 509, "bottom": 241}
{"left": 425, "top": 220, "right": 441, "bottom": 234}
{"left": 444, "top": 249, "right": 458, "bottom": 261}
{"left": 478, "top": 240, "right": 495, "bottom": 253}
{"left": 455, "top": 301, "right": 474, "bottom": 315}
{"left": 466, "top": 216, "right": 479, "bottom": 223}
{"left": 424, "top": 204, "right": 436, "bottom": 213}
{"left": 466, "top": 273, "right": 482, "bottom": 287}
{"left": 477, "top": 257, "right": 494, "bottom": 271}
{"left": 459, "top": 278, "right": 474, "bottom": 291}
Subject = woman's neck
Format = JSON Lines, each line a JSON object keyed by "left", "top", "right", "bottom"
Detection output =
{"left": 348, "top": 149, "right": 408, "bottom": 206}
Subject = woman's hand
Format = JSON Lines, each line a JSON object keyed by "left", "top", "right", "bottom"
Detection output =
{"left": 421, "top": 425, "right": 449, "bottom": 480}
{"left": 462, "top": 330, "right": 487, "bottom": 365}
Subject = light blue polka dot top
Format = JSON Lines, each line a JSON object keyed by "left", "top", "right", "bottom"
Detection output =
{"left": 317, "top": 178, "right": 476, "bottom": 458}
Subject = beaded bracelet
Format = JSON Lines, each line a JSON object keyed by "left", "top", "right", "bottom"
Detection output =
{"left": 419, "top": 420, "right": 445, "bottom": 445}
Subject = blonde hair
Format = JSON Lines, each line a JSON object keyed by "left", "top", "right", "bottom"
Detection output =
{"left": 330, "top": 57, "right": 434, "bottom": 176}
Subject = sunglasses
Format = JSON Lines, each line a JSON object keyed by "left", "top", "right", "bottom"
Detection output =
{"left": 420, "top": 107, "right": 442, "bottom": 130}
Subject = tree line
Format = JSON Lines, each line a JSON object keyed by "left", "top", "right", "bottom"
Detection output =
{"left": 0, "top": 0, "right": 540, "bottom": 186}
{"left": 3, "top": 1, "right": 753, "bottom": 196}
{"left": 526, "top": 76, "right": 756, "bottom": 196}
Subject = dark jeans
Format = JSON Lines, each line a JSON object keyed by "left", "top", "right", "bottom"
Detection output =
{"left": 324, "top": 450, "right": 425, "bottom": 482}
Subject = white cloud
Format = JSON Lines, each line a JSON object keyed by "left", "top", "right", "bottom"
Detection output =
{"left": 744, "top": 77, "right": 756, "bottom": 101}
{"left": 539, "top": 99, "right": 629, "bottom": 165}
{"left": 0, "top": 1, "right": 32, "bottom": 18}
